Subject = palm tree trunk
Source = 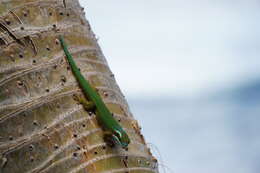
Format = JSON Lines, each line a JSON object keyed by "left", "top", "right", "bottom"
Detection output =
{"left": 0, "top": 0, "right": 158, "bottom": 172}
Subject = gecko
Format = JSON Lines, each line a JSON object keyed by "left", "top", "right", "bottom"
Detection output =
{"left": 58, "top": 36, "right": 130, "bottom": 149}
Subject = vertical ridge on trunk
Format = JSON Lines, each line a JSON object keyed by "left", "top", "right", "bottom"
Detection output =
{"left": 0, "top": 0, "right": 159, "bottom": 172}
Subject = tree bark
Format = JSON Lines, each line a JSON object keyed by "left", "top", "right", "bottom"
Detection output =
{"left": 0, "top": 0, "right": 158, "bottom": 172}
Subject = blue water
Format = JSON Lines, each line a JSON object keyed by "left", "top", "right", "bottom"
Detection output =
{"left": 128, "top": 82, "right": 260, "bottom": 173}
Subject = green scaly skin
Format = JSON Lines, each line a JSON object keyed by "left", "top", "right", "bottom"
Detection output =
{"left": 59, "top": 36, "right": 130, "bottom": 149}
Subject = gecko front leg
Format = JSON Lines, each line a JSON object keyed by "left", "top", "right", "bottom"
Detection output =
{"left": 73, "top": 94, "right": 95, "bottom": 111}
{"left": 103, "top": 131, "right": 120, "bottom": 148}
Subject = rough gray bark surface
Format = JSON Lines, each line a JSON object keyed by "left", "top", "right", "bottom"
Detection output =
{"left": 0, "top": 0, "right": 159, "bottom": 173}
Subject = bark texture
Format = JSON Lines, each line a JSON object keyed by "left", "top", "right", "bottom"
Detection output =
{"left": 0, "top": 0, "right": 158, "bottom": 173}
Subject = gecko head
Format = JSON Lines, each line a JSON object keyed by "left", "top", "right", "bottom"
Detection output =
{"left": 112, "top": 129, "right": 130, "bottom": 149}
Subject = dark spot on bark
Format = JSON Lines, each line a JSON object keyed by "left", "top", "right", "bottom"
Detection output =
{"left": 17, "top": 81, "right": 23, "bottom": 86}
{"left": 56, "top": 104, "right": 61, "bottom": 109}
{"left": 5, "top": 19, "right": 11, "bottom": 25}
{"left": 29, "top": 145, "right": 34, "bottom": 151}
{"left": 61, "top": 76, "right": 66, "bottom": 83}
{"left": 55, "top": 39, "right": 59, "bottom": 45}
{"left": 54, "top": 144, "right": 59, "bottom": 149}
{"left": 33, "top": 121, "right": 38, "bottom": 126}
{"left": 73, "top": 153, "right": 78, "bottom": 157}
{"left": 88, "top": 112, "right": 93, "bottom": 116}
{"left": 0, "top": 38, "right": 5, "bottom": 45}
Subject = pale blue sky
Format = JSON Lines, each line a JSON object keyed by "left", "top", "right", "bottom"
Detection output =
{"left": 79, "top": 1, "right": 260, "bottom": 173}
{"left": 80, "top": 0, "right": 260, "bottom": 98}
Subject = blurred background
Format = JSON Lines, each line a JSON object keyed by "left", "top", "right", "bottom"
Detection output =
{"left": 79, "top": 1, "right": 260, "bottom": 173}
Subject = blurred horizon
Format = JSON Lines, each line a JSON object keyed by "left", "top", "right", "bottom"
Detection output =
{"left": 80, "top": 1, "right": 259, "bottom": 173}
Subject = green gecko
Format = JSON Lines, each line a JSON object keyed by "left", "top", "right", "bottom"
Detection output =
{"left": 59, "top": 36, "right": 130, "bottom": 149}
